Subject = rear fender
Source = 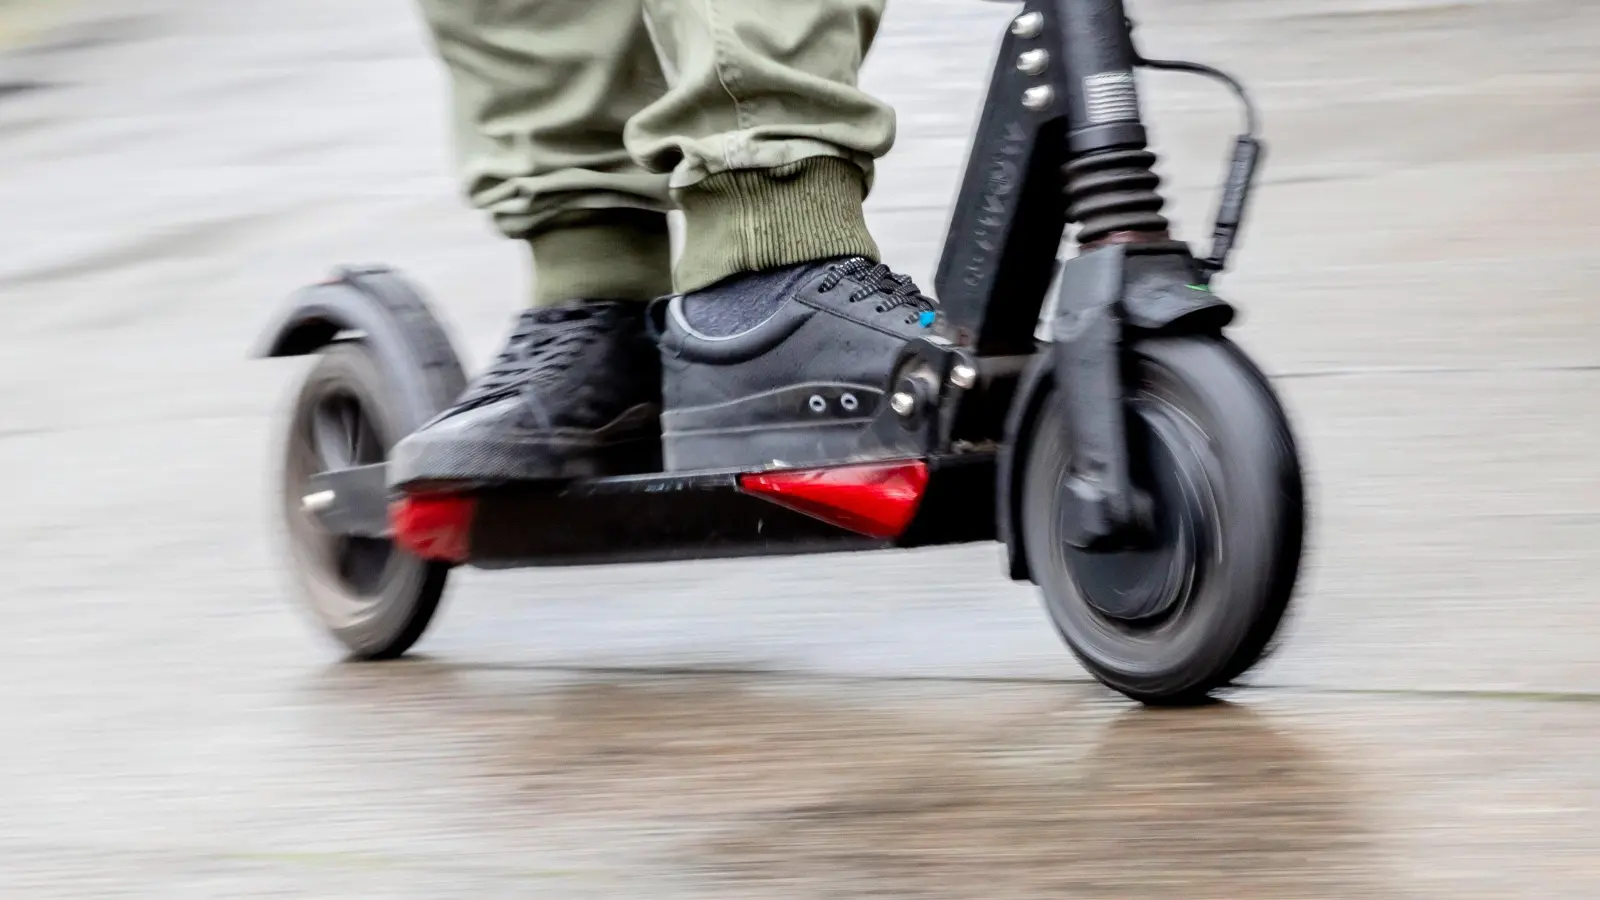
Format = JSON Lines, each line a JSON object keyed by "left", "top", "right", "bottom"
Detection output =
{"left": 252, "top": 265, "right": 466, "bottom": 425}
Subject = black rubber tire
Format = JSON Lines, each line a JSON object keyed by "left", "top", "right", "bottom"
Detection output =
{"left": 279, "top": 342, "right": 451, "bottom": 660}
{"left": 1021, "top": 335, "right": 1305, "bottom": 705}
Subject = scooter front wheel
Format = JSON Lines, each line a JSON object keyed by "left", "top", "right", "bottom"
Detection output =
{"left": 1021, "top": 335, "right": 1305, "bottom": 704}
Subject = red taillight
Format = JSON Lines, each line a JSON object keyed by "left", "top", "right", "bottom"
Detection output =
{"left": 390, "top": 494, "right": 475, "bottom": 563}
{"left": 738, "top": 461, "right": 930, "bottom": 540}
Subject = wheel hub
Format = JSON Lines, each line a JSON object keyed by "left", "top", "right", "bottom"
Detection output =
{"left": 1060, "top": 403, "right": 1207, "bottom": 622}
{"left": 289, "top": 387, "right": 394, "bottom": 596}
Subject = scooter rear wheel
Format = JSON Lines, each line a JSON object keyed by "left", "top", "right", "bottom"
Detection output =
{"left": 280, "top": 342, "right": 451, "bottom": 659}
{"left": 1021, "top": 335, "right": 1305, "bottom": 704}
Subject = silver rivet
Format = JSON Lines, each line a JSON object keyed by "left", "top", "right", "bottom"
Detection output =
{"left": 840, "top": 392, "right": 859, "bottom": 412}
{"left": 301, "top": 490, "right": 336, "bottom": 513}
{"left": 1022, "top": 85, "right": 1054, "bottom": 110}
{"left": 1011, "top": 11, "right": 1044, "bottom": 38}
{"left": 1017, "top": 49, "right": 1049, "bottom": 75}
{"left": 889, "top": 392, "right": 916, "bottom": 417}
{"left": 808, "top": 395, "right": 827, "bottom": 413}
{"left": 949, "top": 364, "right": 978, "bottom": 390}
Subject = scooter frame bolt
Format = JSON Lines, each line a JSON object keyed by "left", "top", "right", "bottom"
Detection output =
{"left": 1022, "top": 85, "right": 1055, "bottom": 110}
{"left": 889, "top": 392, "right": 916, "bottom": 417}
{"left": 949, "top": 364, "right": 978, "bottom": 390}
{"left": 1010, "top": 11, "right": 1044, "bottom": 38}
{"left": 1017, "top": 49, "right": 1050, "bottom": 75}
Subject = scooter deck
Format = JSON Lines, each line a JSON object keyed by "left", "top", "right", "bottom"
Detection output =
{"left": 306, "top": 451, "right": 998, "bottom": 569}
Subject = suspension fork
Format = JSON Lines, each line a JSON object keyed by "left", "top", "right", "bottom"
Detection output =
{"left": 1052, "top": 0, "right": 1171, "bottom": 246}
{"left": 937, "top": 0, "right": 1235, "bottom": 548}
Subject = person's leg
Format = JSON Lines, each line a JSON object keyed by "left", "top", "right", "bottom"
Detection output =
{"left": 392, "top": 0, "right": 673, "bottom": 487}
{"left": 419, "top": 0, "right": 673, "bottom": 305}
{"left": 633, "top": 0, "right": 947, "bottom": 471}
{"left": 633, "top": 0, "right": 891, "bottom": 294}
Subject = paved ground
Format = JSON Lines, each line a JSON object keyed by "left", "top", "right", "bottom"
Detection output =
{"left": 2, "top": 0, "right": 1599, "bottom": 896}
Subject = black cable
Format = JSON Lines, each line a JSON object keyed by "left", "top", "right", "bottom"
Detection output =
{"left": 1134, "top": 54, "right": 1260, "bottom": 137}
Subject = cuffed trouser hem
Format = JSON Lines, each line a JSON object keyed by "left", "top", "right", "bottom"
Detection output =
{"left": 672, "top": 157, "right": 880, "bottom": 293}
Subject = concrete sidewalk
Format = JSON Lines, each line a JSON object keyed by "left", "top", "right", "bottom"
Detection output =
{"left": 3, "top": 0, "right": 1600, "bottom": 896}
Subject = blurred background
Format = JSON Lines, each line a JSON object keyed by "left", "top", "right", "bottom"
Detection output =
{"left": 2, "top": 0, "right": 1597, "bottom": 896}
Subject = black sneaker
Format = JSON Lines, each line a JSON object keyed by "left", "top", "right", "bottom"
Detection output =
{"left": 389, "top": 301, "right": 660, "bottom": 488}
{"left": 657, "top": 257, "right": 946, "bottom": 472}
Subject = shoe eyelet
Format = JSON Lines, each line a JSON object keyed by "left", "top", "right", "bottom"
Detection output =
{"left": 808, "top": 394, "right": 828, "bottom": 413}
{"left": 840, "top": 393, "right": 859, "bottom": 412}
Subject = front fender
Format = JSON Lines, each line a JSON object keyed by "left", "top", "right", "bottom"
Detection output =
{"left": 997, "top": 242, "right": 1238, "bottom": 583}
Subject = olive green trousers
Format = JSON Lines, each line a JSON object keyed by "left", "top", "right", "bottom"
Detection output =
{"left": 416, "top": 0, "right": 898, "bottom": 303}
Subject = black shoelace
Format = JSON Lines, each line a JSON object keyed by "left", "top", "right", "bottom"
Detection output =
{"left": 453, "top": 306, "right": 610, "bottom": 411}
{"left": 817, "top": 258, "right": 938, "bottom": 323}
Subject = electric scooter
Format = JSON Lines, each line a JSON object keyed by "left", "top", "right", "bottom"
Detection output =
{"left": 254, "top": 0, "right": 1306, "bottom": 705}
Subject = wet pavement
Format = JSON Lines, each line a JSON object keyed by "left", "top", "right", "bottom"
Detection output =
{"left": 3, "top": 0, "right": 1600, "bottom": 895}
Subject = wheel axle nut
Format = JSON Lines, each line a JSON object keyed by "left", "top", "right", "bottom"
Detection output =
{"left": 889, "top": 392, "right": 916, "bottom": 417}
{"left": 302, "top": 490, "right": 336, "bottom": 513}
{"left": 1022, "top": 85, "right": 1054, "bottom": 110}
{"left": 949, "top": 364, "right": 977, "bottom": 390}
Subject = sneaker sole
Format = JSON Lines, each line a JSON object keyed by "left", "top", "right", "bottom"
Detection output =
{"left": 389, "top": 404, "right": 661, "bottom": 489}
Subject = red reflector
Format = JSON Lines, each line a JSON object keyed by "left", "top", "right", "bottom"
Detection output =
{"left": 738, "top": 461, "right": 930, "bottom": 540}
{"left": 390, "top": 494, "right": 475, "bottom": 563}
